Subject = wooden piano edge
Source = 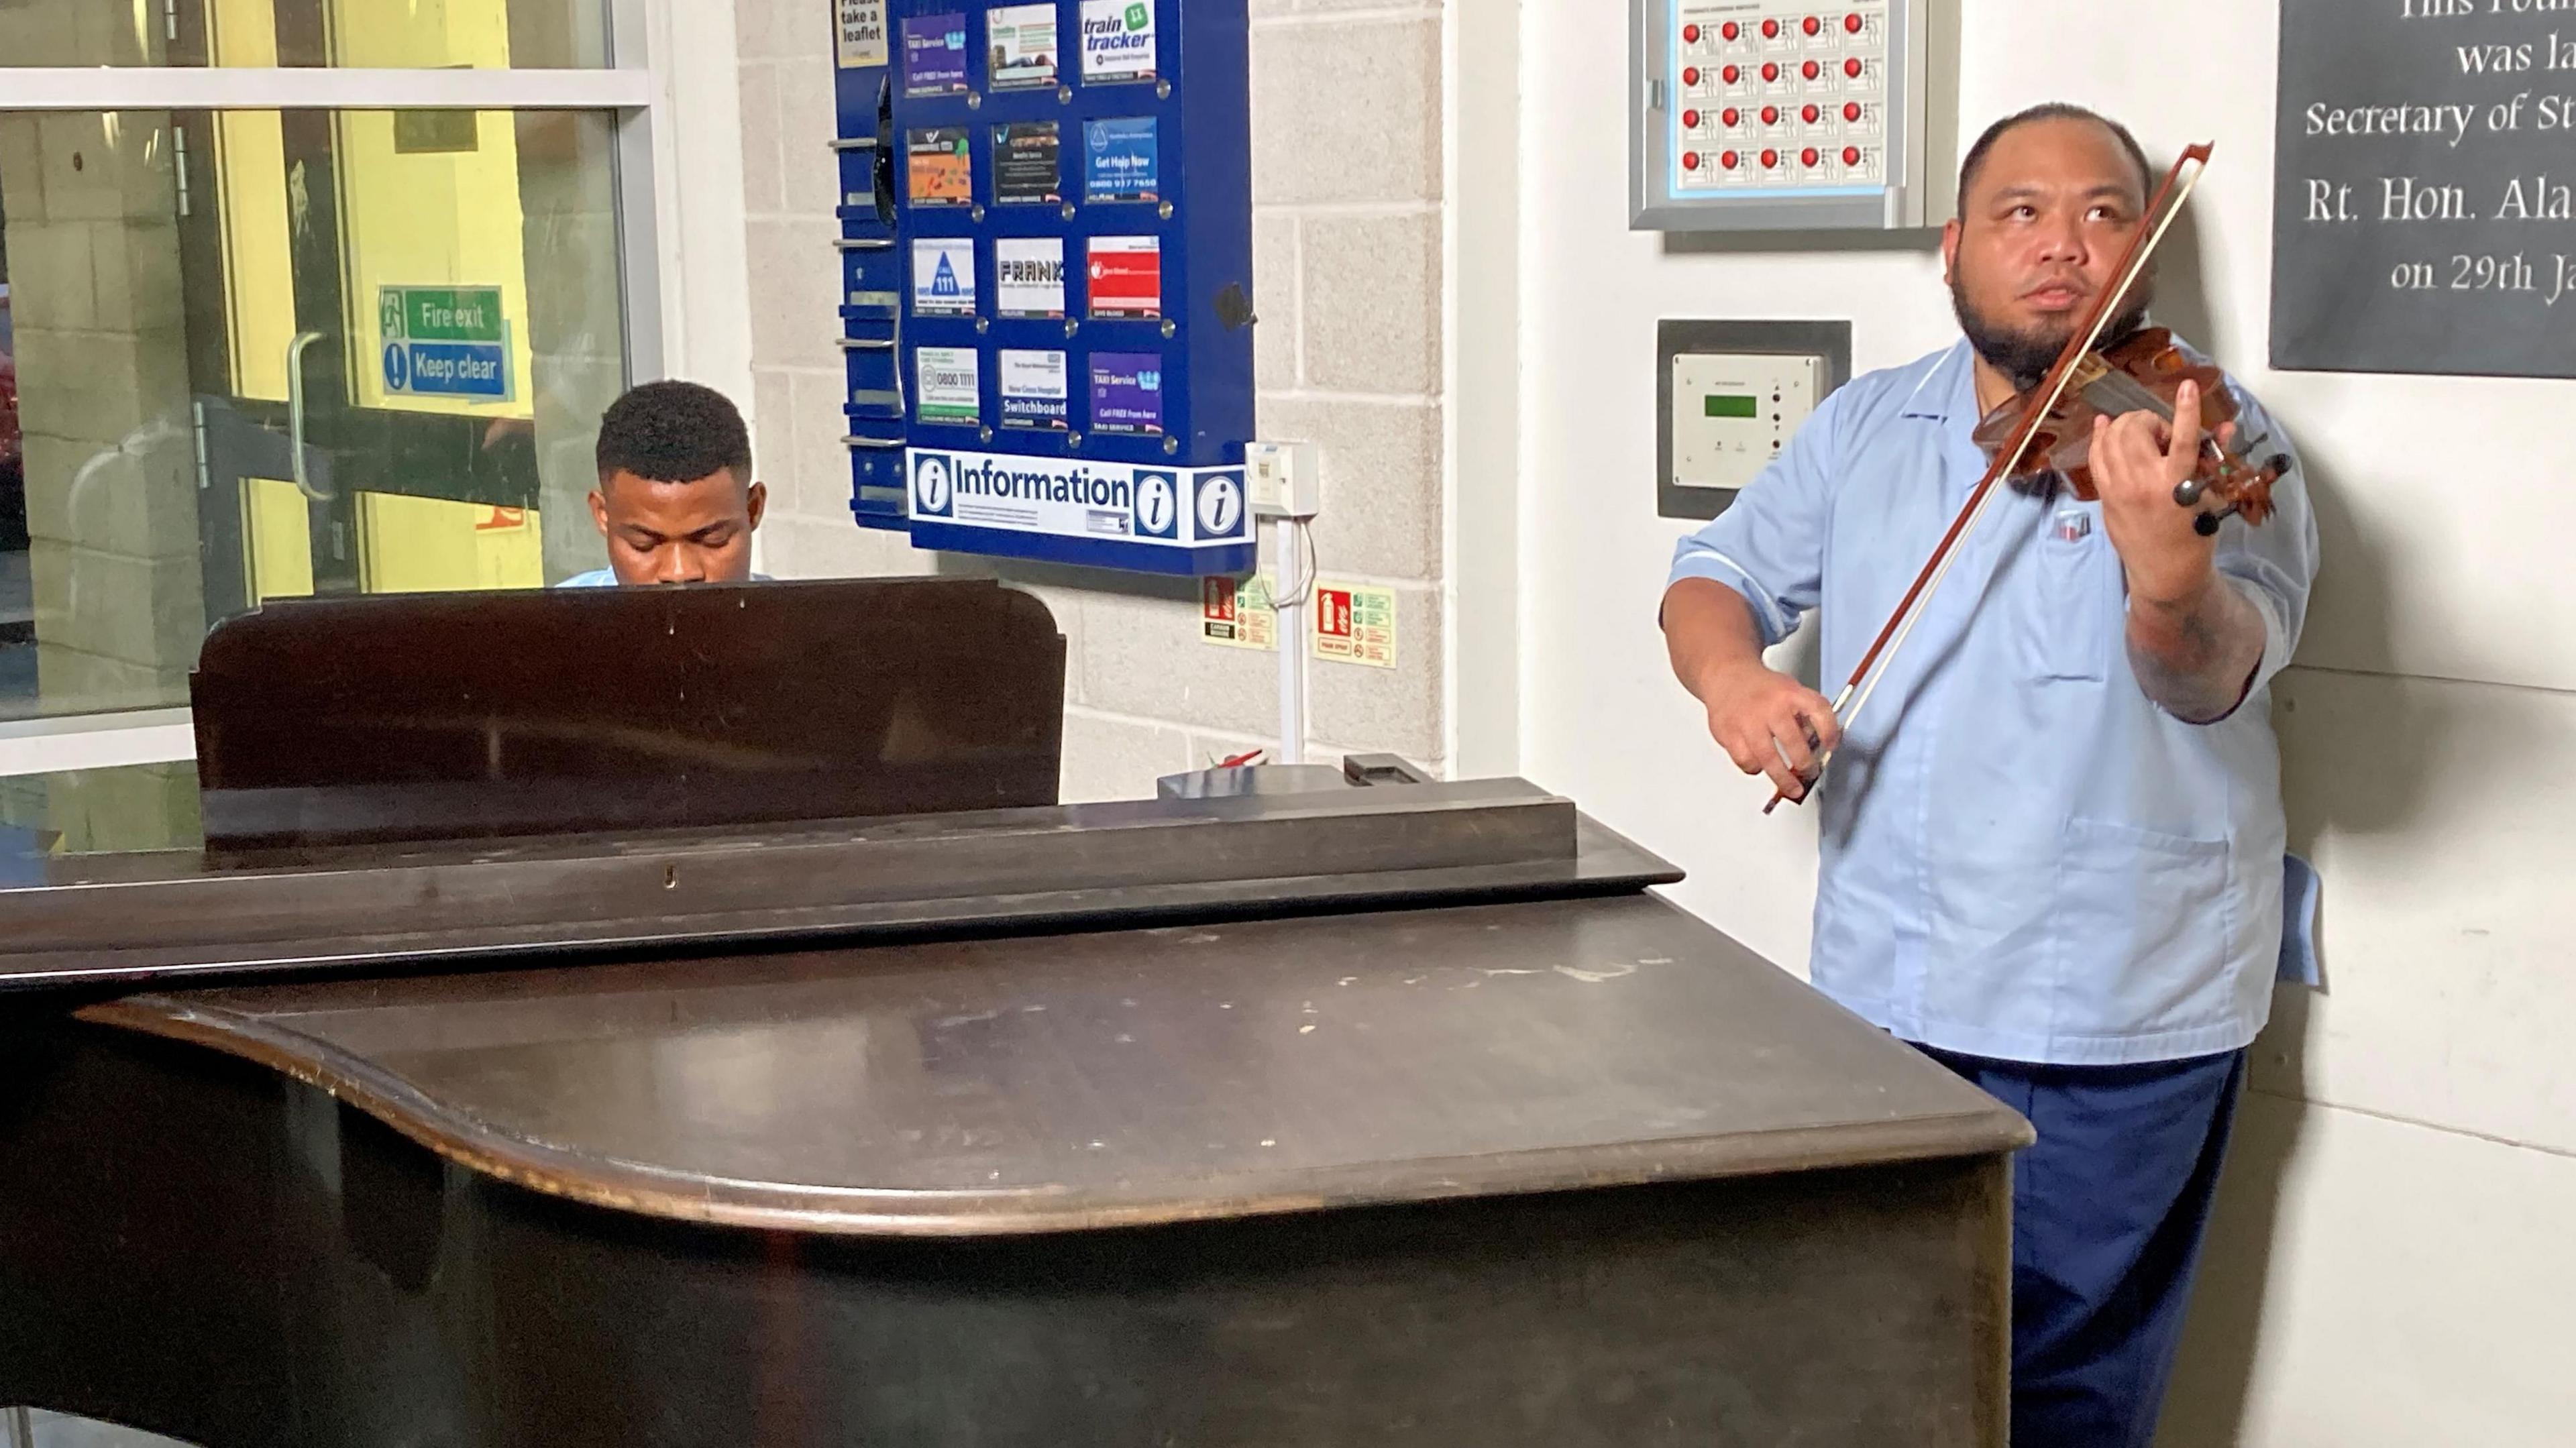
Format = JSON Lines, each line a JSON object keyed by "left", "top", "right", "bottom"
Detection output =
{"left": 73, "top": 992, "right": 2035, "bottom": 1240}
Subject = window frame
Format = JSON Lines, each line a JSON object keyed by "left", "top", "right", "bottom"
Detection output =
{"left": 0, "top": 0, "right": 759, "bottom": 779}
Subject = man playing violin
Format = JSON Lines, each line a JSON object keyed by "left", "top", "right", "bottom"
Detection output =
{"left": 1660, "top": 104, "right": 2321, "bottom": 1446}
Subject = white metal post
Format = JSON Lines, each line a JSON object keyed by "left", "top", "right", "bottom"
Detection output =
{"left": 1274, "top": 516, "right": 1307, "bottom": 765}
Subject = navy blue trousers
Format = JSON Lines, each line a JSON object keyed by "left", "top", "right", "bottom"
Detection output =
{"left": 1917, "top": 1044, "right": 2248, "bottom": 1448}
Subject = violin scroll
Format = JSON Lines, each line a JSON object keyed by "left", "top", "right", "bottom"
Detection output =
{"left": 2175, "top": 445, "right": 2291, "bottom": 537}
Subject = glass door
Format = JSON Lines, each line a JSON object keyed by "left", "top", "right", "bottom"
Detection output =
{"left": 172, "top": 0, "right": 626, "bottom": 621}
{"left": 0, "top": 0, "right": 661, "bottom": 860}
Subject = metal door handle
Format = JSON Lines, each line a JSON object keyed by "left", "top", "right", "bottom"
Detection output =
{"left": 286, "top": 329, "right": 331, "bottom": 501}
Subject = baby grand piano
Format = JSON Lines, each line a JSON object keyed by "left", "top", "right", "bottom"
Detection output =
{"left": 0, "top": 578, "right": 2029, "bottom": 1447}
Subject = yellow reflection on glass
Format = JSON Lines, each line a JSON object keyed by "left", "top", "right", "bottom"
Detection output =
{"left": 358, "top": 494, "right": 545, "bottom": 594}
{"left": 207, "top": 0, "right": 278, "bottom": 65}
{"left": 210, "top": 0, "right": 293, "bottom": 400}
{"left": 242, "top": 477, "right": 316, "bottom": 603}
{"left": 333, "top": 0, "right": 515, "bottom": 68}
{"left": 2, "top": 0, "right": 602, "bottom": 68}
{"left": 337, "top": 109, "right": 540, "bottom": 425}
{"left": 214, "top": 113, "right": 294, "bottom": 402}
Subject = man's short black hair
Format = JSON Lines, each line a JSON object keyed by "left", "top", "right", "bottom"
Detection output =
{"left": 596, "top": 379, "right": 753, "bottom": 488}
{"left": 1957, "top": 103, "right": 2153, "bottom": 211}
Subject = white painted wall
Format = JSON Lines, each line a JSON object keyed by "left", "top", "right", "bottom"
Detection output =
{"left": 1509, "top": 1, "right": 2576, "bottom": 1441}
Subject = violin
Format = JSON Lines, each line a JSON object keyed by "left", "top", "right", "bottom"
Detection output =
{"left": 1766, "top": 142, "right": 2261, "bottom": 814}
{"left": 1969, "top": 325, "right": 2292, "bottom": 537}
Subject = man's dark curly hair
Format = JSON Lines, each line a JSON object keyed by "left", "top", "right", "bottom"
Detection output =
{"left": 596, "top": 380, "right": 753, "bottom": 489}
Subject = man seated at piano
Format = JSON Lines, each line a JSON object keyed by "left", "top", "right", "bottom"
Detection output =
{"left": 559, "top": 379, "right": 773, "bottom": 587}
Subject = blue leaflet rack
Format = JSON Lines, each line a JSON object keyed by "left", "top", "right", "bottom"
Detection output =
{"left": 833, "top": 0, "right": 1257, "bottom": 576}
{"left": 833, "top": 4, "right": 908, "bottom": 526}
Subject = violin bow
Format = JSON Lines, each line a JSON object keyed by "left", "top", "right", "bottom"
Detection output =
{"left": 1764, "top": 142, "right": 2214, "bottom": 815}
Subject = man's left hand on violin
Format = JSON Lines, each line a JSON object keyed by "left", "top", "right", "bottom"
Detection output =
{"left": 2089, "top": 377, "right": 2233, "bottom": 607}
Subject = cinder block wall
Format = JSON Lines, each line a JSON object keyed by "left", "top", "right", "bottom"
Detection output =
{"left": 734, "top": 0, "right": 1448, "bottom": 803}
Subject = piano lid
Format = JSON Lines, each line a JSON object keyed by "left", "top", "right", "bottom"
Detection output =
{"left": 186, "top": 576, "right": 1067, "bottom": 852}
{"left": 80, "top": 889, "right": 2030, "bottom": 1237}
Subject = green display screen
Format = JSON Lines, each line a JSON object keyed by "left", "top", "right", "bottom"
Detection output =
{"left": 1703, "top": 394, "right": 1759, "bottom": 419}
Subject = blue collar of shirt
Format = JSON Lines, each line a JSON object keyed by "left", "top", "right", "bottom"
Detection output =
{"left": 1896, "top": 339, "right": 1978, "bottom": 423}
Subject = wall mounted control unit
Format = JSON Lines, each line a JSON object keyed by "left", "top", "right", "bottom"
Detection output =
{"left": 1657, "top": 319, "right": 1849, "bottom": 522}
{"left": 1673, "top": 352, "right": 1820, "bottom": 489}
{"left": 1630, "top": 1, "right": 1954, "bottom": 231}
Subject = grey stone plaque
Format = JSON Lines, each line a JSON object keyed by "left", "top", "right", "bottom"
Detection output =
{"left": 2271, "top": 0, "right": 2576, "bottom": 378}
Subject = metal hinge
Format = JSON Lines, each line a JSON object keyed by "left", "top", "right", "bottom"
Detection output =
{"left": 165, "top": 0, "right": 179, "bottom": 41}
{"left": 191, "top": 401, "right": 211, "bottom": 492}
{"left": 173, "top": 125, "right": 191, "bottom": 217}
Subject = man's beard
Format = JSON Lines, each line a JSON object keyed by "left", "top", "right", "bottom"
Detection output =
{"left": 1953, "top": 266, "right": 2152, "bottom": 499}
{"left": 1949, "top": 267, "right": 2151, "bottom": 392}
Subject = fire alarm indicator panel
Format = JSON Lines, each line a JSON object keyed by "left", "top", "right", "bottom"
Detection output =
{"left": 1631, "top": 1, "right": 1955, "bottom": 232}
